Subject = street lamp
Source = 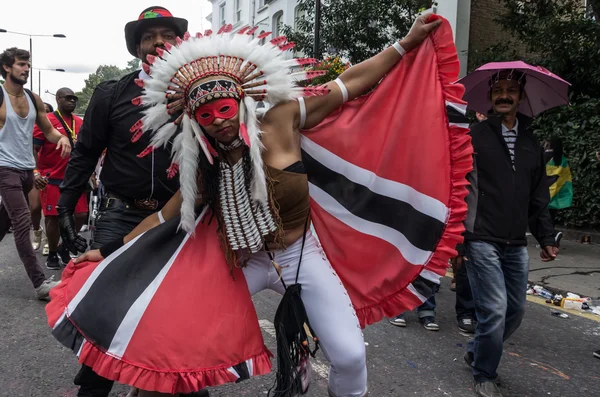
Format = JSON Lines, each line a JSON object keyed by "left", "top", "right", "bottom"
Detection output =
{"left": 35, "top": 68, "right": 66, "bottom": 96}
{"left": 0, "top": 29, "right": 66, "bottom": 90}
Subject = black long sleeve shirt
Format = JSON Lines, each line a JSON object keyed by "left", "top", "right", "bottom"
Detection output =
{"left": 59, "top": 71, "right": 179, "bottom": 210}
{"left": 462, "top": 114, "right": 555, "bottom": 248}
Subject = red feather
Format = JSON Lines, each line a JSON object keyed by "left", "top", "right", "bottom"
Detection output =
{"left": 239, "top": 123, "right": 250, "bottom": 147}
{"left": 137, "top": 146, "right": 155, "bottom": 158}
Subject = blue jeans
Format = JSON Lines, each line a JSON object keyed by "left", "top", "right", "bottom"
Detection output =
{"left": 465, "top": 241, "right": 529, "bottom": 383}
{"left": 395, "top": 284, "right": 438, "bottom": 318}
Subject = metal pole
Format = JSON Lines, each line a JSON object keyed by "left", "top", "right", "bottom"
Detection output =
{"left": 313, "top": 0, "right": 321, "bottom": 58}
{"left": 29, "top": 36, "right": 33, "bottom": 91}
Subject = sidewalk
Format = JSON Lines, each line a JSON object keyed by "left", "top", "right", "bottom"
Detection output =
{"left": 527, "top": 236, "right": 600, "bottom": 298}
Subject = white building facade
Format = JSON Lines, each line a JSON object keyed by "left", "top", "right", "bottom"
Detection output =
{"left": 207, "top": 0, "right": 471, "bottom": 76}
{"left": 206, "top": 0, "right": 304, "bottom": 39}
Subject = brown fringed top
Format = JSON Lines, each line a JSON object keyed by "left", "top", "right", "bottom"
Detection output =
{"left": 266, "top": 163, "right": 310, "bottom": 231}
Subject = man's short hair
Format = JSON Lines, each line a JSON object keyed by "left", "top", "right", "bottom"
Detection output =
{"left": 0, "top": 47, "right": 30, "bottom": 78}
{"left": 489, "top": 70, "right": 527, "bottom": 96}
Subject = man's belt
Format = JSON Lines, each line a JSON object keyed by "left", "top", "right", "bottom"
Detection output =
{"left": 103, "top": 192, "right": 165, "bottom": 211}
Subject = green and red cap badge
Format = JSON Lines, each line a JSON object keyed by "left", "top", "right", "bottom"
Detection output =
{"left": 124, "top": 6, "right": 188, "bottom": 57}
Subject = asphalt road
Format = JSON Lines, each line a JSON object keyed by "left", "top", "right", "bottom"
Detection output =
{"left": 1, "top": 236, "right": 599, "bottom": 397}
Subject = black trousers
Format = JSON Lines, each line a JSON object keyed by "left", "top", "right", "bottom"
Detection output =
{"left": 455, "top": 260, "right": 476, "bottom": 321}
{"left": 76, "top": 199, "right": 154, "bottom": 396}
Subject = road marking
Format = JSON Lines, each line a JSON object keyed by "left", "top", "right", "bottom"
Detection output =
{"left": 445, "top": 271, "right": 600, "bottom": 323}
{"left": 259, "top": 319, "right": 330, "bottom": 380}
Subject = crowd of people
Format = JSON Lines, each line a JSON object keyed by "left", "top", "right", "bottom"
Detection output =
{"left": 0, "top": 5, "right": 584, "bottom": 397}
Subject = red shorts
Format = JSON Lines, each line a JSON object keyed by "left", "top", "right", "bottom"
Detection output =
{"left": 40, "top": 184, "right": 88, "bottom": 216}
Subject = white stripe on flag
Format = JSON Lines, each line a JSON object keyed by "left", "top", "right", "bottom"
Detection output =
{"left": 407, "top": 284, "right": 427, "bottom": 304}
{"left": 66, "top": 232, "right": 146, "bottom": 316}
{"left": 226, "top": 367, "right": 240, "bottom": 379}
{"left": 52, "top": 311, "right": 67, "bottom": 331}
{"left": 301, "top": 136, "right": 448, "bottom": 223}
{"left": 450, "top": 122, "right": 469, "bottom": 129}
{"left": 446, "top": 101, "right": 467, "bottom": 115}
{"left": 107, "top": 207, "right": 208, "bottom": 357}
{"left": 309, "top": 183, "right": 431, "bottom": 265}
{"left": 419, "top": 268, "right": 443, "bottom": 284}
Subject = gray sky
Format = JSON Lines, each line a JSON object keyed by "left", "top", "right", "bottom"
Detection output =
{"left": 0, "top": 1, "right": 212, "bottom": 108}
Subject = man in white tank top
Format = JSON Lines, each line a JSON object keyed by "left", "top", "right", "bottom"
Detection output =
{"left": 0, "top": 47, "right": 72, "bottom": 300}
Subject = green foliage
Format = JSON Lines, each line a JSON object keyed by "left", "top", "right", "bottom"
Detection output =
{"left": 470, "top": 0, "right": 600, "bottom": 230}
{"left": 74, "top": 59, "right": 141, "bottom": 114}
{"left": 281, "top": 0, "right": 429, "bottom": 64}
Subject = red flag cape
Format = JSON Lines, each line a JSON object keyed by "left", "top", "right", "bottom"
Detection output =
{"left": 301, "top": 16, "right": 472, "bottom": 327}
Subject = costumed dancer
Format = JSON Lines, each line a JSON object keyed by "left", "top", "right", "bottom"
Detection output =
{"left": 47, "top": 13, "right": 473, "bottom": 397}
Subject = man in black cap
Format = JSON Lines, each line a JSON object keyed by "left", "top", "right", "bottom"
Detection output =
{"left": 57, "top": 6, "right": 207, "bottom": 397}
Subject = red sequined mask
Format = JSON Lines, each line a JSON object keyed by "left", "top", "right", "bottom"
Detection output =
{"left": 194, "top": 98, "right": 239, "bottom": 127}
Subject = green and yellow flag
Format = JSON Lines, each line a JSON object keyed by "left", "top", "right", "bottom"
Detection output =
{"left": 546, "top": 155, "right": 573, "bottom": 210}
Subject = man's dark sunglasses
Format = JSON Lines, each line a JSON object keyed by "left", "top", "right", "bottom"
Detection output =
{"left": 58, "top": 95, "right": 79, "bottom": 102}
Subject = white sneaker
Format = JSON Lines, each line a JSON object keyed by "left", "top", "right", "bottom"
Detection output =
{"left": 31, "top": 227, "right": 43, "bottom": 250}
{"left": 35, "top": 276, "right": 60, "bottom": 300}
{"left": 42, "top": 239, "right": 49, "bottom": 256}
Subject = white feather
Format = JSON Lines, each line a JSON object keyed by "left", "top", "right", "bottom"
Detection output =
{"left": 243, "top": 96, "right": 268, "bottom": 204}
{"left": 178, "top": 115, "right": 200, "bottom": 234}
{"left": 190, "top": 119, "right": 214, "bottom": 164}
{"left": 150, "top": 122, "right": 178, "bottom": 149}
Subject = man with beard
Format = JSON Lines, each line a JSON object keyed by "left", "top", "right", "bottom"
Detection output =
{"left": 33, "top": 88, "right": 87, "bottom": 269}
{"left": 0, "top": 47, "right": 71, "bottom": 299}
{"left": 56, "top": 7, "right": 207, "bottom": 397}
{"left": 456, "top": 70, "right": 559, "bottom": 397}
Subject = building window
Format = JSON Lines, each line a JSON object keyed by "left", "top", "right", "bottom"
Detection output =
{"left": 219, "top": 3, "right": 226, "bottom": 27}
{"left": 235, "top": 0, "right": 242, "bottom": 23}
{"left": 272, "top": 11, "right": 283, "bottom": 37}
{"left": 294, "top": 6, "right": 306, "bottom": 30}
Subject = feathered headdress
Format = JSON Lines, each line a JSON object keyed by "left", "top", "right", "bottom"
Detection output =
{"left": 132, "top": 24, "right": 329, "bottom": 233}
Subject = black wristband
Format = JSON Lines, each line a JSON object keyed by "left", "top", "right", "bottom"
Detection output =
{"left": 99, "top": 238, "right": 125, "bottom": 258}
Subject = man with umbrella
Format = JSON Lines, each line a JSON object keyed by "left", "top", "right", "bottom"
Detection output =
{"left": 455, "top": 64, "right": 567, "bottom": 397}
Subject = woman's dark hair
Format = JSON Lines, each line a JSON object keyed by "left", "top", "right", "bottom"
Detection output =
{"left": 0, "top": 47, "right": 30, "bottom": 79}
{"left": 549, "top": 136, "right": 564, "bottom": 165}
{"left": 44, "top": 102, "right": 54, "bottom": 113}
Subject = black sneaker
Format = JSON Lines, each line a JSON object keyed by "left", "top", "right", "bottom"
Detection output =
{"left": 473, "top": 381, "right": 503, "bottom": 397}
{"left": 57, "top": 244, "right": 71, "bottom": 266}
{"left": 45, "top": 253, "right": 61, "bottom": 270}
{"left": 420, "top": 316, "right": 440, "bottom": 331}
{"left": 388, "top": 314, "right": 407, "bottom": 327}
{"left": 458, "top": 317, "right": 476, "bottom": 334}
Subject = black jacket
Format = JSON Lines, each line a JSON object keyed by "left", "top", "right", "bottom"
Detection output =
{"left": 59, "top": 71, "right": 179, "bottom": 209}
{"left": 462, "top": 114, "right": 555, "bottom": 248}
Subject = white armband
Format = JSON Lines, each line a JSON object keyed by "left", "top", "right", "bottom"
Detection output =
{"left": 334, "top": 78, "right": 349, "bottom": 103}
{"left": 297, "top": 96, "right": 307, "bottom": 129}
{"left": 392, "top": 41, "right": 407, "bottom": 57}
{"left": 157, "top": 210, "right": 166, "bottom": 224}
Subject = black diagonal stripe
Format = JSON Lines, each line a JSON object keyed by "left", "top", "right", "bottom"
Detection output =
{"left": 52, "top": 316, "right": 85, "bottom": 353}
{"left": 411, "top": 275, "right": 438, "bottom": 299}
{"left": 303, "top": 150, "right": 444, "bottom": 252}
{"left": 233, "top": 361, "right": 250, "bottom": 382}
{"left": 446, "top": 105, "right": 469, "bottom": 124}
{"left": 69, "top": 215, "right": 187, "bottom": 350}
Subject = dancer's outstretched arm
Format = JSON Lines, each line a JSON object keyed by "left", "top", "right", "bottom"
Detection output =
{"left": 299, "top": 14, "right": 442, "bottom": 130}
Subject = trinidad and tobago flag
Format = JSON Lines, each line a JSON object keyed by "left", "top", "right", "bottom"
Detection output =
{"left": 46, "top": 16, "right": 471, "bottom": 394}
{"left": 301, "top": 15, "right": 472, "bottom": 327}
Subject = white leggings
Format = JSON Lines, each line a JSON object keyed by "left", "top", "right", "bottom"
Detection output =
{"left": 244, "top": 232, "right": 368, "bottom": 397}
